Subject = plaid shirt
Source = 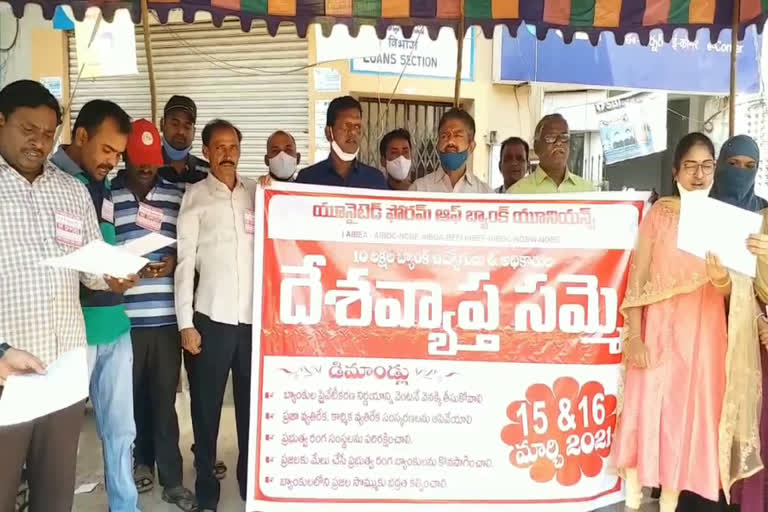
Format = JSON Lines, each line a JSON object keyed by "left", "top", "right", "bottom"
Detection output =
{"left": 0, "top": 156, "right": 105, "bottom": 365}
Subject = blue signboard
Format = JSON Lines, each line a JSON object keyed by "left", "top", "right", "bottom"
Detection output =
{"left": 499, "top": 25, "right": 761, "bottom": 94}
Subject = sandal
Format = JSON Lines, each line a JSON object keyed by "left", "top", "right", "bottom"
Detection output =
{"left": 162, "top": 485, "right": 198, "bottom": 512}
{"left": 190, "top": 444, "right": 227, "bottom": 480}
{"left": 134, "top": 464, "right": 154, "bottom": 494}
{"left": 15, "top": 482, "right": 28, "bottom": 512}
{"left": 214, "top": 460, "right": 227, "bottom": 480}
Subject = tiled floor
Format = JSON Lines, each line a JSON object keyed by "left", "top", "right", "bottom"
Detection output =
{"left": 69, "top": 380, "right": 656, "bottom": 512}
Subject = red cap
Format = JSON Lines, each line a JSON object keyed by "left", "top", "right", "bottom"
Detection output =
{"left": 126, "top": 119, "right": 163, "bottom": 167}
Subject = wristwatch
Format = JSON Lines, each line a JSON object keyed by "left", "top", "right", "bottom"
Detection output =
{"left": 0, "top": 343, "right": 10, "bottom": 360}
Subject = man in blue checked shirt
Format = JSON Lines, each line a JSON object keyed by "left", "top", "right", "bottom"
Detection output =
{"left": 111, "top": 120, "right": 196, "bottom": 511}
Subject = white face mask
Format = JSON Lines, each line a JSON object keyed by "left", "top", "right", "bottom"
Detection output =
{"left": 385, "top": 155, "right": 412, "bottom": 181}
{"left": 268, "top": 151, "right": 297, "bottom": 180}
{"left": 676, "top": 181, "right": 712, "bottom": 198}
{"left": 330, "top": 132, "right": 359, "bottom": 162}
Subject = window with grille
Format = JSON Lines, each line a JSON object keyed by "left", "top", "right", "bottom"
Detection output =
{"left": 359, "top": 98, "right": 454, "bottom": 181}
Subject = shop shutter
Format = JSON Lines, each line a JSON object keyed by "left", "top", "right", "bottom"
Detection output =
{"left": 68, "top": 17, "right": 309, "bottom": 177}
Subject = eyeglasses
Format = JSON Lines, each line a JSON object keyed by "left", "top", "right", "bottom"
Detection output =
{"left": 540, "top": 134, "right": 570, "bottom": 144}
{"left": 681, "top": 161, "right": 716, "bottom": 175}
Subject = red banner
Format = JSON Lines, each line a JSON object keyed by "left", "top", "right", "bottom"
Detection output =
{"left": 247, "top": 185, "right": 647, "bottom": 511}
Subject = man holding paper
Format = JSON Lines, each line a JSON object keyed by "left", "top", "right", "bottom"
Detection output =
{"left": 0, "top": 81, "right": 108, "bottom": 511}
{"left": 175, "top": 119, "right": 255, "bottom": 512}
{"left": 51, "top": 99, "right": 141, "bottom": 512}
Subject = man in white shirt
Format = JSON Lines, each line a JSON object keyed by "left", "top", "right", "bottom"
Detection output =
{"left": 410, "top": 108, "right": 491, "bottom": 193}
{"left": 0, "top": 80, "right": 107, "bottom": 512}
{"left": 174, "top": 119, "right": 255, "bottom": 512}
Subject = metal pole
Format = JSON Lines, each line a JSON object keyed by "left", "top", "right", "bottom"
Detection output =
{"left": 141, "top": 0, "right": 158, "bottom": 125}
{"left": 453, "top": 0, "right": 465, "bottom": 108}
{"left": 729, "top": 0, "right": 740, "bottom": 136}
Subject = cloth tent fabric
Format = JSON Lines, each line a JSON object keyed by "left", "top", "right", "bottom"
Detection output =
{"left": 6, "top": 0, "right": 768, "bottom": 44}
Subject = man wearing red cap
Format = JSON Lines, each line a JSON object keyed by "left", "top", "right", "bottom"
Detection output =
{"left": 111, "top": 120, "right": 196, "bottom": 511}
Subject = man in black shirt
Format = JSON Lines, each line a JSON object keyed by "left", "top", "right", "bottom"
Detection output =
{"left": 159, "top": 95, "right": 209, "bottom": 187}
{"left": 296, "top": 96, "right": 388, "bottom": 190}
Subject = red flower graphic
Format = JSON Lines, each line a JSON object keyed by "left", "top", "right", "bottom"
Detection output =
{"left": 500, "top": 377, "right": 617, "bottom": 486}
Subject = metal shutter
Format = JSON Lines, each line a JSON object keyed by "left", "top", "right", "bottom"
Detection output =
{"left": 67, "top": 19, "right": 309, "bottom": 177}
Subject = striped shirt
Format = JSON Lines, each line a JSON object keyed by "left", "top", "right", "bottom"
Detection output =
{"left": 111, "top": 170, "right": 184, "bottom": 328}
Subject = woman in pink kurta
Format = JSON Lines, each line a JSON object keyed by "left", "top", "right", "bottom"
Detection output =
{"left": 612, "top": 133, "right": 733, "bottom": 512}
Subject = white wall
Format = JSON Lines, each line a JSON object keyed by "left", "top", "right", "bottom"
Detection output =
{"left": 0, "top": 4, "right": 54, "bottom": 88}
{"left": 542, "top": 90, "right": 607, "bottom": 132}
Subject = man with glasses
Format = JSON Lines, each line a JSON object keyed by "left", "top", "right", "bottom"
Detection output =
{"left": 508, "top": 113, "right": 595, "bottom": 193}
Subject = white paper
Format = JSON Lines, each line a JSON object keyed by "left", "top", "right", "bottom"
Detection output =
{"left": 40, "top": 76, "right": 63, "bottom": 99}
{"left": 74, "top": 482, "right": 99, "bottom": 495}
{"left": 313, "top": 68, "right": 341, "bottom": 92}
{"left": 314, "top": 100, "right": 331, "bottom": 164}
{"left": 39, "top": 240, "right": 149, "bottom": 278}
{"left": 677, "top": 196, "right": 763, "bottom": 277}
{"left": 0, "top": 348, "right": 89, "bottom": 426}
{"left": 74, "top": 9, "right": 137, "bottom": 78}
{"left": 121, "top": 232, "right": 176, "bottom": 257}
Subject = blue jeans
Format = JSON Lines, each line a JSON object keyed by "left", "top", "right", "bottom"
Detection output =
{"left": 89, "top": 331, "right": 141, "bottom": 512}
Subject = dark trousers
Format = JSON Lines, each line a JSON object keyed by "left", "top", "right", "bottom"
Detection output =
{"left": 184, "top": 313, "right": 252, "bottom": 510}
{"left": 0, "top": 399, "right": 85, "bottom": 512}
{"left": 676, "top": 490, "right": 739, "bottom": 511}
{"left": 132, "top": 325, "right": 184, "bottom": 489}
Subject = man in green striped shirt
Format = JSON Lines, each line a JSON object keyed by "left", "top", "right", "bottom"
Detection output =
{"left": 51, "top": 100, "right": 142, "bottom": 512}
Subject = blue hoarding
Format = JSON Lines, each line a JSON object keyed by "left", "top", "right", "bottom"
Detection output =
{"left": 499, "top": 25, "right": 761, "bottom": 94}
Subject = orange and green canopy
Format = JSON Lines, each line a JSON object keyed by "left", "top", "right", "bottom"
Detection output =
{"left": 7, "top": 0, "right": 766, "bottom": 43}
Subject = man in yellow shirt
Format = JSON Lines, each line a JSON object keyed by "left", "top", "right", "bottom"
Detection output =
{"left": 508, "top": 113, "right": 595, "bottom": 193}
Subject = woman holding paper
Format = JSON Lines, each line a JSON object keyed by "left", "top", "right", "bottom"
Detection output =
{"left": 677, "top": 135, "right": 767, "bottom": 512}
{"left": 612, "top": 133, "right": 762, "bottom": 512}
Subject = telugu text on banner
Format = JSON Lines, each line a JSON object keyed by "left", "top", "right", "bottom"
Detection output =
{"left": 247, "top": 185, "right": 648, "bottom": 511}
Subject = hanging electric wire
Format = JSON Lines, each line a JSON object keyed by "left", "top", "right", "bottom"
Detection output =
{"left": 0, "top": 18, "right": 19, "bottom": 52}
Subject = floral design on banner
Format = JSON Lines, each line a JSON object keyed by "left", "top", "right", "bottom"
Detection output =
{"left": 500, "top": 377, "right": 617, "bottom": 486}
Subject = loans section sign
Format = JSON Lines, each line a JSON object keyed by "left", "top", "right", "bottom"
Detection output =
{"left": 248, "top": 186, "right": 647, "bottom": 511}
{"left": 349, "top": 26, "right": 474, "bottom": 80}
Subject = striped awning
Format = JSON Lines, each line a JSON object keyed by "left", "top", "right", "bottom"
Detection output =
{"left": 5, "top": 0, "right": 766, "bottom": 44}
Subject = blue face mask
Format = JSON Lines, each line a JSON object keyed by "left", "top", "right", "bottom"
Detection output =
{"left": 711, "top": 165, "right": 760, "bottom": 209}
{"left": 162, "top": 136, "right": 191, "bottom": 161}
{"left": 439, "top": 150, "right": 469, "bottom": 172}
{"left": 710, "top": 134, "right": 765, "bottom": 212}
